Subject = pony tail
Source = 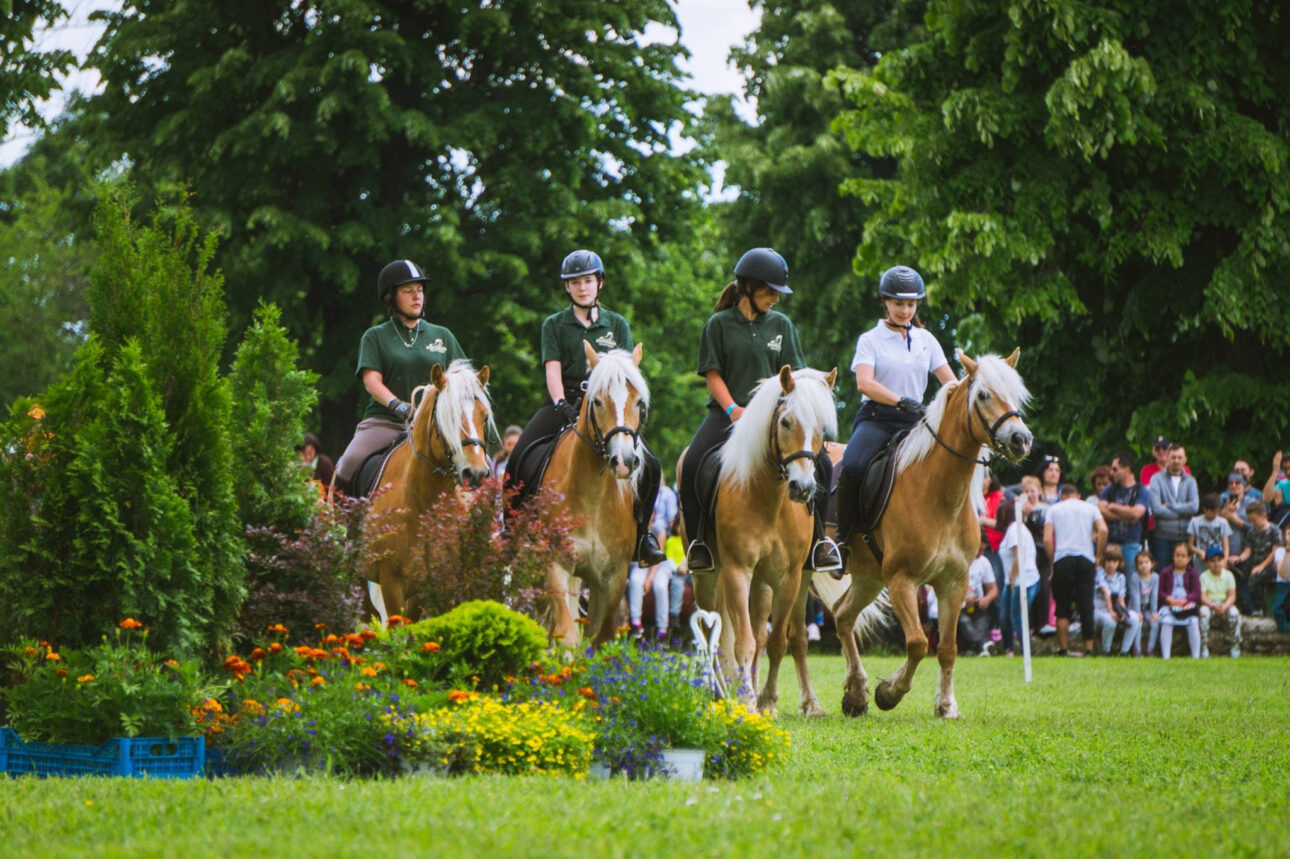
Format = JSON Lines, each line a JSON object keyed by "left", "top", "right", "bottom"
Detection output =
{"left": 713, "top": 280, "right": 741, "bottom": 313}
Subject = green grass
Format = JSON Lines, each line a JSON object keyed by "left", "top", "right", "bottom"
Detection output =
{"left": 4, "top": 655, "right": 1289, "bottom": 858}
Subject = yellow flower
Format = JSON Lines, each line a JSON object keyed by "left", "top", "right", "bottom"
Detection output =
{"left": 76, "top": 674, "right": 95, "bottom": 683}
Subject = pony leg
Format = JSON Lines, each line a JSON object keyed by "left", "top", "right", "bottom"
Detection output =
{"left": 874, "top": 574, "right": 927, "bottom": 712}
{"left": 545, "top": 563, "right": 581, "bottom": 650}
{"left": 834, "top": 570, "right": 885, "bottom": 717}
{"left": 786, "top": 572, "right": 825, "bottom": 717}
{"left": 756, "top": 577, "right": 790, "bottom": 715}
{"left": 379, "top": 570, "right": 408, "bottom": 621}
{"left": 931, "top": 576, "right": 967, "bottom": 720}
{"left": 716, "top": 566, "right": 758, "bottom": 706}
{"left": 591, "top": 570, "right": 630, "bottom": 647}
{"left": 749, "top": 578, "right": 774, "bottom": 699}
{"left": 366, "top": 580, "right": 389, "bottom": 625}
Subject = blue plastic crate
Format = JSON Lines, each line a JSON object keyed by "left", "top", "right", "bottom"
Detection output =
{"left": 1, "top": 728, "right": 204, "bottom": 778}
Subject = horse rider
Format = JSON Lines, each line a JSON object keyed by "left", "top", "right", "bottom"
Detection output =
{"left": 333, "top": 259, "right": 468, "bottom": 495}
{"left": 503, "top": 249, "right": 667, "bottom": 566}
{"left": 679, "top": 247, "right": 843, "bottom": 574}
{"left": 833, "top": 265, "right": 956, "bottom": 564}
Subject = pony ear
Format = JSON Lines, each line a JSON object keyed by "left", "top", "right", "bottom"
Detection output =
{"left": 778, "top": 364, "right": 795, "bottom": 394}
{"left": 583, "top": 340, "right": 600, "bottom": 368}
{"left": 825, "top": 367, "right": 838, "bottom": 390}
{"left": 477, "top": 365, "right": 490, "bottom": 388}
{"left": 956, "top": 349, "right": 978, "bottom": 376}
{"left": 1004, "top": 347, "right": 1020, "bottom": 368}
{"left": 430, "top": 363, "right": 445, "bottom": 388}
{"left": 631, "top": 342, "right": 642, "bottom": 366}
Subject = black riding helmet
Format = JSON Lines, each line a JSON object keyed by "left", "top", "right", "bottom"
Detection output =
{"left": 878, "top": 265, "right": 926, "bottom": 300}
{"left": 561, "top": 250, "right": 604, "bottom": 282}
{"left": 733, "top": 247, "right": 792, "bottom": 294}
{"left": 377, "top": 259, "right": 429, "bottom": 303}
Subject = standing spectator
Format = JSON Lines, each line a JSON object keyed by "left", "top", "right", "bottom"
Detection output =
{"left": 1020, "top": 475, "right": 1054, "bottom": 635}
{"left": 296, "top": 432, "right": 335, "bottom": 491}
{"left": 1198, "top": 546, "right": 1242, "bottom": 658}
{"left": 997, "top": 494, "right": 1039, "bottom": 656}
{"left": 958, "top": 534, "right": 998, "bottom": 655}
{"left": 980, "top": 470, "right": 1007, "bottom": 632}
{"left": 1148, "top": 444, "right": 1199, "bottom": 570}
{"left": 1043, "top": 483, "right": 1108, "bottom": 657}
{"left": 490, "top": 425, "right": 522, "bottom": 480}
{"left": 1158, "top": 542, "right": 1202, "bottom": 660}
{"left": 1098, "top": 451, "right": 1150, "bottom": 572}
{"left": 1086, "top": 465, "right": 1112, "bottom": 504}
{"left": 1241, "top": 501, "right": 1282, "bottom": 615}
{"left": 1127, "top": 551, "right": 1160, "bottom": 657}
{"left": 1220, "top": 473, "right": 1258, "bottom": 613}
{"left": 1270, "top": 528, "right": 1290, "bottom": 633}
{"left": 1093, "top": 544, "right": 1138, "bottom": 656}
{"left": 1187, "top": 493, "right": 1232, "bottom": 563}
{"left": 1140, "top": 435, "right": 1174, "bottom": 488}
{"left": 1229, "top": 460, "right": 1262, "bottom": 502}
{"left": 1261, "top": 450, "right": 1290, "bottom": 517}
{"left": 1038, "top": 455, "right": 1063, "bottom": 505}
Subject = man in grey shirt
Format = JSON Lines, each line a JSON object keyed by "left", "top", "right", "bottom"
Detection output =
{"left": 1149, "top": 444, "right": 1199, "bottom": 570}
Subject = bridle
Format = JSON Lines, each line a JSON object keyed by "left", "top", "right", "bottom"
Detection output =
{"left": 573, "top": 388, "right": 644, "bottom": 465}
{"left": 923, "top": 379, "right": 1023, "bottom": 466}
{"left": 768, "top": 398, "right": 818, "bottom": 481}
{"left": 407, "top": 388, "right": 488, "bottom": 481}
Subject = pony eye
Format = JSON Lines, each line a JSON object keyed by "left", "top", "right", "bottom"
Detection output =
{"left": 780, "top": 416, "right": 792, "bottom": 429}
{"left": 593, "top": 398, "right": 603, "bottom": 409}
{"left": 978, "top": 390, "right": 992, "bottom": 401}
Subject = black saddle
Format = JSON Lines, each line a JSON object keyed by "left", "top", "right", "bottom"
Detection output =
{"left": 686, "top": 443, "right": 726, "bottom": 542}
{"left": 353, "top": 433, "right": 407, "bottom": 498}
{"left": 507, "top": 429, "right": 568, "bottom": 510}
{"left": 838, "top": 428, "right": 911, "bottom": 564}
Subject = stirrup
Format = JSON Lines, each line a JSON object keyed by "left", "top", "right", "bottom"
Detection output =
{"left": 686, "top": 539, "right": 715, "bottom": 573}
{"left": 806, "top": 537, "right": 843, "bottom": 573}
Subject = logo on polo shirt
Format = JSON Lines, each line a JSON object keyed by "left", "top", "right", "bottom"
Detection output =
{"left": 425, "top": 338, "right": 446, "bottom": 353}
{"left": 596, "top": 331, "right": 617, "bottom": 349}
{"left": 766, "top": 334, "right": 783, "bottom": 353}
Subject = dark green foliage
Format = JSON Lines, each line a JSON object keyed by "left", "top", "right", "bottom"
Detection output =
{"left": 0, "top": 0, "right": 74, "bottom": 130}
{"left": 397, "top": 601, "right": 548, "bottom": 690}
{"left": 227, "top": 302, "right": 319, "bottom": 535}
{"left": 830, "top": 0, "right": 1290, "bottom": 485}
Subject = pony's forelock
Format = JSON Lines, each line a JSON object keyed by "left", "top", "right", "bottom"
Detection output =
{"left": 585, "top": 349, "right": 649, "bottom": 486}
{"left": 411, "top": 359, "right": 495, "bottom": 462}
{"left": 721, "top": 368, "right": 837, "bottom": 488}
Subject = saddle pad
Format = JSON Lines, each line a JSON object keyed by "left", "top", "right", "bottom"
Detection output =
{"left": 508, "top": 429, "right": 567, "bottom": 509}
{"left": 354, "top": 433, "right": 406, "bottom": 498}
{"left": 687, "top": 443, "right": 726, "bottom": 535}
{"left": 854, "top": 428, "right": 911, "bottom": 535}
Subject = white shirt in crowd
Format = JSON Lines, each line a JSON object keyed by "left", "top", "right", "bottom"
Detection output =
{"left": 967, "top": 555, "right": 994, "bottom": 601}
{"left": 1045, "top": 497, "right": 1104, "bottom": 563}
{"left": 999, "top": 522, "right": 1040, "bottom": 588}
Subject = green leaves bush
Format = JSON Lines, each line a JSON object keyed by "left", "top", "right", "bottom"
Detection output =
{"left": 385, "top": 601, "right": 548, "bottom": 690}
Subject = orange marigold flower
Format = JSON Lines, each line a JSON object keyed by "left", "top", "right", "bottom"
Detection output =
{"left": 577, "top": 686, "right": 596, "bottom": 699}
{"left": 331, "top": 646, "right": 351, "bottom": 660}
{"left": 402, "top": 678, "right": 418, "bottom": 688}
{"left": 38, "top": 640, "right": 49, "bottom": 648}
{"left": 575, "top": 617, "right": 589, "bottom": 625}
{"left": 77, "top": 674, "right": 95, "bottom": 683}
{"left": 240, "top": 699, "right": 265, "bottom": 716}
{"left": 164, "top": 659, "right": 180, "bottom": 668}
{"left": 268, "top": 642, "right": 283, "bottom": 654}
{"left": 344, "top": 633, "right": 365, "bottom": 648}
{"left": 28, "top": 405, "right": 45, "bottom": 420}
{"left": 55, "top": 668, "right": 68, "bottom": 677}
{"left": 617, "top": 625, "right": 630, "bottom": 633}
{"left": 386, "top": 615, "right": 410, "bottom": 627}
{"left": 311, "top": 676, "right": 326, "bottom": 686}
{"left": 372, "top": 662, "right": 387, "bottom": 671}
{"left": 274, "top": 698, "right": 299, "bottom": 713}
{"left": 250, "top": 647, "right": 266, "bottom": 661}
{"left": 198, "top": 697, "right": 223, "bottom": 714}
{"left": 314, "top": 622, "right": 328, "bottom": 631}
{"left": 267, "top": 623, "right": 289, "bottom": 635}
{"left": 447, "top": 689, "right": 474, "bottom": 703}
{"left": 22, "top": 646, "right": 38, "bottom": 659}
{"left": 359, "top": 629, "right": 378, "bottom": 641}
{"left": 118, "top": 617, "right": 143, "bottom": 630}
{"left": 355, "top": 682, "right": 371, "bottom": 691}
{"left": 45, "top": 652, "right": 60, "bottom": 661}
{"left": 360, "top": 666, "right": 378, "bottom": 677}
{"left": 422, "top": 641, "right": 440, "bottom": 653}
{"left": 552, "top": 633, "right": 565, "bottom": 641}
{"left": 320, "top": 634, "right": 342, "bottom": 646}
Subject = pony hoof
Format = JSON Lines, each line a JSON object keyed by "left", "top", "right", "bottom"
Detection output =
{"left": 874, "top": 681, "right": 899, "bottom": 711}
{"left": 840, "top": 693, "right": 868, "bottom": 718}
{"left": 935, "top": 703, "right": 963, "bottom": 720}
{"left": 800, "top": 699, "right": 826, "bottom": 718}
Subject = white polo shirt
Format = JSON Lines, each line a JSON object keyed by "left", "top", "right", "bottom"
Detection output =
{"left": 851, "top": 321, "right": 949, "bottom": 402}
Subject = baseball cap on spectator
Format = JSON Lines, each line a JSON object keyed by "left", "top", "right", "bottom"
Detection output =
{"left": 1227, "top": 472, "right": 1246, "bottom": 485}
{"left": 1204, "top": 545, "right": 1224, "bottom": 560}
{"left": 1152, "top": 435, "right": 1171, "bottom": 449}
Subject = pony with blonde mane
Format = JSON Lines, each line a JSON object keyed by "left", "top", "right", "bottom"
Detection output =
{"left": 831, "top": 349, "right": 1032, "bottom": 719}
{"left": 360, "top": 360, "right": 494, "bottom": 620}
{"left": 539, "top": 342, "right": 651, "bottom": 647}
{"left": 682, "top": 365, "right": 838, "bottom": 713}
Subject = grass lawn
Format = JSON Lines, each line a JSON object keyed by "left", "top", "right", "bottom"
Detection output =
{"left": 3, "top": 654, "right": 1288, "bottom": 857}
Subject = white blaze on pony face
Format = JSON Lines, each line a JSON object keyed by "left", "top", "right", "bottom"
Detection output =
{"left": 583, "top": 342, "right": 649, "bottom": 481}
{"left": 422, "top": 361, "right": 495, "bottom": 486}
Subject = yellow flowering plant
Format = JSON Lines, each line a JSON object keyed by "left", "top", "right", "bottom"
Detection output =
{"left": 704, "top": 699, "right": 792, "bottom": 779}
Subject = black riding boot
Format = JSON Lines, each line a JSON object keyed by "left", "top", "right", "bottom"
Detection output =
{"left": 632, "top": 449, "right": 667, "bottom": 566}
{"left": 805, "top": 456, "right": 842, "bottom": 573}
{"left": 831, "top": 472, "right": 859, "bottom": 579}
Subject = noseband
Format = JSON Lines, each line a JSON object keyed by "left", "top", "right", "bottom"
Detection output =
{"left": 924, "top": 380, "right": 1023, "bottom": 465}
{"left": 408, "top": 389, "right": 488, "bottom": 481}
{"left": 573, "top": 392, "right": 643, "bottom": 465}
{"left": 768, "top": 398, "right": 818, "bottom": 481}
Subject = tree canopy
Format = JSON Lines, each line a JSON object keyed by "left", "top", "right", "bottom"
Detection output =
{"left": 0, "top": 0, "right": 74, "bottom": 132}
{"left": 830, "top": 0, "right": 1290, "bottom": 485}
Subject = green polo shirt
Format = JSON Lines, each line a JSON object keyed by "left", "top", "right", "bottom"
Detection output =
{"left": 696, "top": 307, "right": 805, "bottom": 407}
{"left": 540, "top": 305, "right": 634, "bottom": 384}
{"left": 356, "top": 320, "right": 467, "bottom": 420}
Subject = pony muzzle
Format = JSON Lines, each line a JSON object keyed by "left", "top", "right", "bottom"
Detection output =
{"left": 999, "top": 423, "right": 1033, "bottom": 461}
{"left": 786, "top": 471, "right": 816, "bottom": 503}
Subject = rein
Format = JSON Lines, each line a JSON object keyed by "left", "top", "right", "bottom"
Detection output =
{"left": 922, "top": 380, "right": 1023, "bottom": 466}
{"left": 407, "top": 388, "right": 488, "bottom": 482}
{"left": 767, "top": 398, "right": 817, "bottom": 481}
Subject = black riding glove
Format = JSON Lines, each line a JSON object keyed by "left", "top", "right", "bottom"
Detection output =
{"left": 555, "top": 399, "right": 580, "bottom": 425}
{"left": 895, "top": 397, "right": 926, "bottom": 418}
{"left": 388, "top": 397, "right": 414, "bottom": 422}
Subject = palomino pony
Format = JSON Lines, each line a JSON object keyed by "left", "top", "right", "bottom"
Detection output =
{"left": 360, "top": 360, "right": 494, "bottom": 620}
{"left": 832, "top": 349, "right": 1032, "bottom": 720}
{"left": 683, "top": 366, "right": 838, "bottom": 714}
{"left": 539, "top": 342, "right": 650, "bottom": 648}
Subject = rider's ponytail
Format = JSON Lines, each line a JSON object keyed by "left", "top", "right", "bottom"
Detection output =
{"left": 715, "top": 278, "right": 760, "bottom": 313}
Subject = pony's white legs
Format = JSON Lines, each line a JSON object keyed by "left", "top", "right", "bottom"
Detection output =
{"left": 874, "top": 574, "right": 926, "bottom": 711}
{"left": 366, "top": 580, "right": 389, "bottom": 625}
{"left": 749, "top": 578, "right": 774, "bottom": 698}
{"left": 755, "top": 577, "right": 789, "bottom": 714}
{"left": 834, "top": 568, "right": 885, "bottom": 717}
{"left": 589, "top": 571, "right": 629, "bottom": 647}
{"left": 544, "top": 562, "right": 582, "bottom": 649}
{"left": 717, "top": 565, "right": 758, "bottom": 706}
{"left": 931, "top": 573, "right": 967, "bottom": 720}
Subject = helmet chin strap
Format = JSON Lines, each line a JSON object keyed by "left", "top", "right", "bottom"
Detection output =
{"left": 884, "top": 318, "right": 914, "bottom": 351}
{"left": 741, "top": 284, "right": 769, "bottom": 320}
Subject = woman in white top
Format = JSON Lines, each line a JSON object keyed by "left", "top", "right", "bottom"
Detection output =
{"left": 834, "top": 266, "right": 956, "bottom": 545}
{"left": 996, "top": 494, "right": 1040, "bottom": 655}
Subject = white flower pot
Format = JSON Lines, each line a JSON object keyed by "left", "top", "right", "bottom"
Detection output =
{"left": 659, "top": 748, "right": 705, "bottom": 781}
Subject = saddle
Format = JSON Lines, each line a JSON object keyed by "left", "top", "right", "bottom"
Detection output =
{"left": 506, "top": 429, "right": 568, "bottom": 510}
{"left": 689, "top": 443, "right": 727, "bottom": 542}
{"left": 840, "top": 428, "right": 911, "bottom": 563}
{"left": 353, "top": 433, "right": 407, "bottom": 498}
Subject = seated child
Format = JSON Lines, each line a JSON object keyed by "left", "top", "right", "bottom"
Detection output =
{"left": 1241, "top": 501, "right": 1282, "bottom": 614}
{"left": 1199, "top": 545, "right": 1242, "bottom": 657}
{"left": 1093, "top": 544, "right": 1140, "bottom": 655}
{"left": 1158, "top": 542, "right": 1201, "bottom": 659}
{"left": 1187, "top": 494, "right": 1232, "bottom": 562}
{"left": 1126, "top": 551, "right": 1160, "bottom": 656}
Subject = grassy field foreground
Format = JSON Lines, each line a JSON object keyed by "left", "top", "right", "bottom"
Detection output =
{"left": 3, "top": 654, "right": 1288, "bottom": 857}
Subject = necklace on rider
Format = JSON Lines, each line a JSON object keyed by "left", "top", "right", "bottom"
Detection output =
{"left": 396, "top": 320, "right": 420, "bottom": 349}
